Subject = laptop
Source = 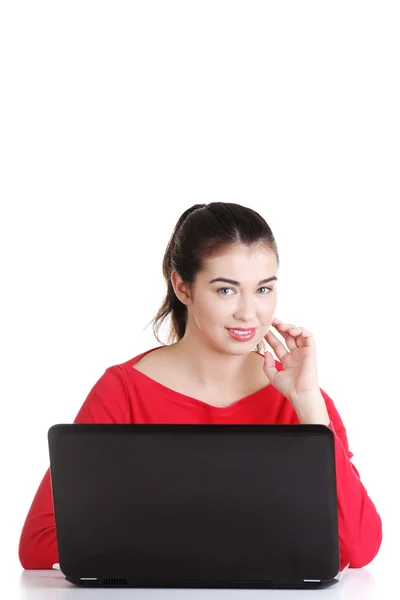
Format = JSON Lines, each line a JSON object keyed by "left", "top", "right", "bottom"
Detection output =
{"left": 47, "top": 423, "right": 342, "bottom": 589}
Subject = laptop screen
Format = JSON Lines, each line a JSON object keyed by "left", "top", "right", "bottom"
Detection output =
{"left": 48, "top": 424, "right": 340, "bottom": 583}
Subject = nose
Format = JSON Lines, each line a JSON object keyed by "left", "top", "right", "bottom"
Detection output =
{"left": 233, "top": 295, "right": 256, "bottom": 324}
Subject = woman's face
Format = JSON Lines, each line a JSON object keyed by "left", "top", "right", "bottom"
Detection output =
{"left": 172, "top": 244, "right": 278, "bottom": 354}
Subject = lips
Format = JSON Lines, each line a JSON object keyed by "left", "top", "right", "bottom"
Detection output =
{"left": 226, "top": 328, "right": 256, "bottom": 333}
{"left": 226, "top": 328, "right": 257, "bottom": 341}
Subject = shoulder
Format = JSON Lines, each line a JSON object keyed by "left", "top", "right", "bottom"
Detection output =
{"left": 73, "top": 362, "right": 134, "bottom": 424}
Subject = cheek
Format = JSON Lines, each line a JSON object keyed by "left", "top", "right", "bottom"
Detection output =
{"left": 202, "top": 299, "right": 228, "bottom": 325}
{"left": 195, "top": 297, "right": 222, "bottom": 318}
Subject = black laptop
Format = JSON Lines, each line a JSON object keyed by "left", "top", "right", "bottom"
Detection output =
{"left": 47, "top": 424, "right": 341, "bottom": 589}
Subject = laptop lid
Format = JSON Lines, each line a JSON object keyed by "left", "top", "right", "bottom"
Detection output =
{"left": 48, "top": 424, "right": 340, "bottom": 588}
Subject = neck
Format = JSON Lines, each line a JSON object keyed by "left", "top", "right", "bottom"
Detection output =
{"left": 169, "top": 331, "right": 253, "bottom": 391}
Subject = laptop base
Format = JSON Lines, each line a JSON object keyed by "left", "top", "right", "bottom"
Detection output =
{"left": 66, "top": 575, "right": 339, "bottom": 589}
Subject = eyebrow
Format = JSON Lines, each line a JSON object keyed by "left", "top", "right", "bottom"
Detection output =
{"left": 209, "top": 276, "right": 278, "bottom": 286}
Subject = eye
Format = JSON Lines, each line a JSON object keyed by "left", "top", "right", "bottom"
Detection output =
{"left": 217, "top": 287, "right": 273, "bottom": 296}
{"left": 217, "top": 288, "right": 234, "bottom": 295}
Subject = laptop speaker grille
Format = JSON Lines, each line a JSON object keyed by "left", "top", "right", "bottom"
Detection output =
{"left": 103, "top": 577, "right": 128, "bottom": 586}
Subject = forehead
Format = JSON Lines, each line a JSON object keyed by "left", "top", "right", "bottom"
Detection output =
{"left": 202, "top": 245, "right": 277, "bottom": 274}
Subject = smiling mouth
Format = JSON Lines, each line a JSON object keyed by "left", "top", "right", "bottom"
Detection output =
{"left": 226, "top": 328, "right": 256, "bottom": 332}
{"left": 227, "top": 328, "right": 256, "bottom": 335}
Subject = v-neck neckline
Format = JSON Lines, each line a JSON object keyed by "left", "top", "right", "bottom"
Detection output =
{"left": 128, "top": 346, "right": 276, "bottom": 415}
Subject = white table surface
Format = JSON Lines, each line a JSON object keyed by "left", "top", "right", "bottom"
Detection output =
{"left": 15, "top": 558, "right": 392, "bottom": 600}
{"left": 10, "top": 534, "right": 394, "bottom": 599}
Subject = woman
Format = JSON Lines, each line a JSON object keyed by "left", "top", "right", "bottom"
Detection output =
{"left": 18, "top": 202, "right": 382, "bottom": 571}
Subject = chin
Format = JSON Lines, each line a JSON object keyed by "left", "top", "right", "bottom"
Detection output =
{"left": 225, "top": 342, "right": 254, "bottom": 355}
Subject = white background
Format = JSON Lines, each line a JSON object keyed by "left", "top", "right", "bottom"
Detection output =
{"left": 1, "top": 0, "right": 399, "bottom": 588}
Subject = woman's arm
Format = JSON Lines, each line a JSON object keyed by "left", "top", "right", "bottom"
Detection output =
{"left": 18, "top": 366, "right": 132, "bottom": 569}
{"left": 321, "top": 388, "right": 383, "bottom": 570}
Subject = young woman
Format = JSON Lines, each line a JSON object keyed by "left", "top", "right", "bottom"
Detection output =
{"left": 18, "top": 202, "right": 382, "bottom": 571}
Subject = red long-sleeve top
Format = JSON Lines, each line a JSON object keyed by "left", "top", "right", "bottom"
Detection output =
{"left": 18, "top": 347, "right": 382, "bottom": 572}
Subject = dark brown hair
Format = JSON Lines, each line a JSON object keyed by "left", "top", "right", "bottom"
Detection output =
{"left": 146, "top": 202, "right": 280, "bottom": 354}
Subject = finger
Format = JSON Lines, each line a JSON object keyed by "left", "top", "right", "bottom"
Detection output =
{"left": 263, "top": 351, "right": 278, "bottom": 382}
{"left": 294, "top": 327, "right": 314, "bottom": 348}
{"left": 272, "top": 323, "right": 299, "bottom": 351}
{"left": 264, "top": 330, "right": 289, "bottom": 360}
{"left": 272, "top": 322, "right": 298, "bottom": 336}
{"left": 273, "top": 322, "right": 313, "bottom": 349}
{"left": 272, "top": 321, "right": 296, "bottom": 330}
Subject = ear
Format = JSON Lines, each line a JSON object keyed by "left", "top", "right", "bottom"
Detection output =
{"left": 171, "top": 270, "right": 192, "bottom": 306}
